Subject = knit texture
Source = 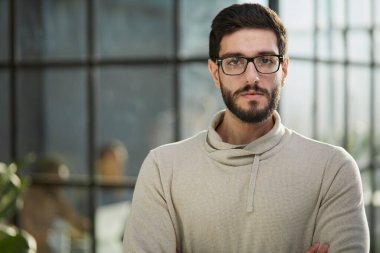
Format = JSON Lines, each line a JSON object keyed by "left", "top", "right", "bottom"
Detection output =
{"left": 123, "top": 110, "right": 369, "bottom": 253}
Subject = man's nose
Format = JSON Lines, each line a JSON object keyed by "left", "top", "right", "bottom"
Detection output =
{"left": 244, "top": 62, "right": 260, "bottom": 83}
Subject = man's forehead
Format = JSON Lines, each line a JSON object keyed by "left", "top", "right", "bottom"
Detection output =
{"left": 219, "top": 28, "right": 279, "bottom": 56}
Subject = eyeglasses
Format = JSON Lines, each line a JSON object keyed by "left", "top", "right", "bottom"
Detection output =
{"left": 216, "top": 54, "right": 284, "bottom": 75}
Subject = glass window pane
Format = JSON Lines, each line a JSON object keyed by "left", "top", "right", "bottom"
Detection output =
{"left": 317, "top": 0, "right": 329, "bottom": 29}
{"left": 43, "top": 68, "right": 88, "bottom": 175}
{"left": 375, "top": 29, "right": 380, "bottom": 64}
{"left": 96, "top": 65, "right": 174, "bottom": 177}
{"left": 21, "top": 186, "right": 91, "bottom": 253}
{"left": 0, "top": 70, "right": 10, "bottom": 162}
{"left": 280, "top": 0, "right": 313, "bottom": 30}
{"left": 347, "top": 66, "right": 370, "bottom": 168}
{"left": 348, "top": 0, "right": 371, "bottom": 27}
{"left": 347, "top": 30, "right": 371, "bottom": 63}
{"left": 360, "top": 170, "right": 372, "bottom": 207}
{"left": 331, "top": 31, "right": 345, "bottom": 61}
{"left": 17, "top": 68, "right": 88, "bottom": 176}
{"left": 17, "top": 69, "right": 44, "bottom": 158}
{"left": 95, "top": 0, "right": 173, "bottom": 58}
{"left": 317, "top": 64, "right": 344, "bottom": 146}
{"left": 376, "top": 68, "right": 380, "bottom": 164}
{"left": 317, "top": 31, "right": 345, "bottom": 61}
{"left": 317, "top": 31, "right": 329, "bottom": 60}
{"left": 376, "top": 169, "right": 380, "bottom": 199}
{"left": 330, "top": 0, "right": 346, "bottom": 28}
{"left": 0, "top": 0, "right": 8, "bottom": 61}
{"left": 281, "top": 60, "right": 314, "bottom": 137}
{"left": 179, "top": 0, "right": 236, "bottom": 58}
{"left": 16, "top": 0, "right": 87, "bottom": 60}
{"left": 180, "top": 63, "right": 224, "bottom": 139}
{"left": 280, "top": 0, "right": 315, "bottom": 56}
{"left": 361, "top": 169, "right": 372, "bottom": 241}
{"left": 376, "top": 0, "right": 380, "bottom": 26}
{"left": 287, "top": 31, "right": 314, "bottom": 58}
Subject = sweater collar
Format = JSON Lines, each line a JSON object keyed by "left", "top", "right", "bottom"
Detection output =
{"left": 204, "top": 110, "right": 286, "bottom": 166}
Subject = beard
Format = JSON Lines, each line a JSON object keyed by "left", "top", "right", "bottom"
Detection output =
{"left": 220, "top": 81, "right": 280, "bottom": 123}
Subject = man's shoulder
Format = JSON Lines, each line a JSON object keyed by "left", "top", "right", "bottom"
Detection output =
{"left": 285, "top": 130, "right": 358, "bottom": 175}
{"left": 288, "top": 130, "right": 350, "bottom": 158}
{"left": 141, "top": 130, "right": 208, "bottom": 175}
{"left": 151, "top": 130, "right": 207, "bottom": 157}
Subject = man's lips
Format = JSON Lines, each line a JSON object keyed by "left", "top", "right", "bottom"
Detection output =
{"left": 233, "top": 84, "right": 269, "bottom": 99}
{"left": 239, "top": 90, "right": 265, "bottom": 98}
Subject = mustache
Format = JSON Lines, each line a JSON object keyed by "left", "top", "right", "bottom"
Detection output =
{"left": 233, "top": 83, "right": 270, "bottom": 97}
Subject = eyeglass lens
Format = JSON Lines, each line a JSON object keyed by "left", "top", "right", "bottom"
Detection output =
{"left": 221, "top": 55, "right": 280, "bottom": 75}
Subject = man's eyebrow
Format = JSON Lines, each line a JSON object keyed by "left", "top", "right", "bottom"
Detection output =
{"left": 256, "top": 51, "right": 279, "bottom": 55}
{"left": 220, "top": 51, "right": 279, "bottom": 58}
{"left": 219, "top": 52, "right": 244, "bottom": 58}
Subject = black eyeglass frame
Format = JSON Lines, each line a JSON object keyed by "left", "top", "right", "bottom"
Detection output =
{"left": 216, "top": 54, "right": 284, "bottom": 76}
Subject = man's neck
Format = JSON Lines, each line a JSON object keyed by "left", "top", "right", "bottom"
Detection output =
{"left": 216, "top": 110, "right": 275, "bottom": 145}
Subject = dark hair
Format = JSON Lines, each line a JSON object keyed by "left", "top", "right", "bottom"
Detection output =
{"left": 209, "top": 3, "right": 287, "bottom": 61}
{"left": 31, "top": 155, "right": 67, "bottom": 178}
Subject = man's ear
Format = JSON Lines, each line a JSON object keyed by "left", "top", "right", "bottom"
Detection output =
{"left": 281, "top": 57, "right": 289, "bottom": 87}
{"left": 208, "top": 59, "right": 220, "bottom": 88}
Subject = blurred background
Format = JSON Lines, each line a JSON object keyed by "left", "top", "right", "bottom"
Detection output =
{"left": 0, "top": 0, "right": 379, "bottom": 252}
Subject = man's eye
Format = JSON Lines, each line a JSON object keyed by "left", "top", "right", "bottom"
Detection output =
{"left": 258, "top": 57, "right": 274, "bottom": 64}
{"left": 226, "top": 58, "right": 243, "bottom": 65}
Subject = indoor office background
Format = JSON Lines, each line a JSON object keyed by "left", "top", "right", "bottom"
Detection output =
{"left": 0, "top": 0, "right": 379, "bottom": 252}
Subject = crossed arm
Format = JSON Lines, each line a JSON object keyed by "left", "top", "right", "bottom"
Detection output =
{"left": 306, "top": 243, "right": 329, "bottom": 253}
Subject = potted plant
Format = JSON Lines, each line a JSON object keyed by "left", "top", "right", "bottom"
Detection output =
{"left": 0, "top": 162, "right": 37, "bottom": 253}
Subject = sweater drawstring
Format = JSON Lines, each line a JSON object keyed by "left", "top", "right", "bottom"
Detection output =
{"left": 247, "top": 155, "right": 260, "bottom": 212}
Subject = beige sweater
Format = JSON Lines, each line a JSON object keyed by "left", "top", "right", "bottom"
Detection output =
{"left": 123, "top": 111, "right": 369, "bottom": 253}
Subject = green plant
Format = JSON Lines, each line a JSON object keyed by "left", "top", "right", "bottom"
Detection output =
{"left": 0, "top": 162, "right": 37, "bottom": 253}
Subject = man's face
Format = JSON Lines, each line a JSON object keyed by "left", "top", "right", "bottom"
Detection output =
{"left": 208, "top": 28, "right": 288, "bottom": 123}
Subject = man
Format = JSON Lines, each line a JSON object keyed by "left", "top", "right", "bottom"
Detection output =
{"left": 96, "top": 140, "right": 128, "bottom": 183}
{"left": 123, "top": 3, "right": 369, "bottom": 253}
{"left": 96, "top": 140, "right": 129, "bottom": 205}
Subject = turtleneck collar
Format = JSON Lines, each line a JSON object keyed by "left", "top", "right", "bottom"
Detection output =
{"left": 204, "top": 110, "right": 287, "bottom": 166}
